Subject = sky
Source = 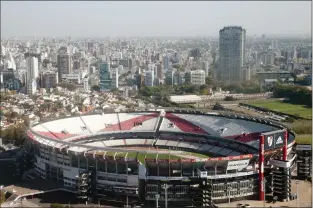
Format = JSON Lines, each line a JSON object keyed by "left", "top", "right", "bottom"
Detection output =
{"left": 1, "top": 1, "right": 311, "bottom": 38}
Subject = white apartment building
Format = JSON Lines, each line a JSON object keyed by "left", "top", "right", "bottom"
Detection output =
{"left": 62, "top": 73, "right": 81, "bottom": 84}
{"left": 61, "top": 69, "right": 87, "bottom": 84}
{"left": 190, "top": 69, "right": 206, "bottom": 85}
{"left": 26, "top": 57, "right": 39, "bottom": 83}
{"left": 145, "top": 70, "right": 154, "bottom": 87}
{"left": 83, "top": 78, "right": 90, "bottom": 92}
{"left": 27, "top": 79, "right": 37, "bottom": 95}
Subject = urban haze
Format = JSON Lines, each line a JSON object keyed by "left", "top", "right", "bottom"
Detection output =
{"left": 0, "top": 1, "right": 312, "bottom": 209}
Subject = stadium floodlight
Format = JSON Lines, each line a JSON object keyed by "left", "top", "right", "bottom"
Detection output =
{"left": 227, "top": 186, "right": 231, "bottom": 204}
{"left": 155, "top": 194, "right": 160, "bottom": 208}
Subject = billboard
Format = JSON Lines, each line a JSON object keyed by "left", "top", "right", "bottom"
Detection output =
{"left": 226, "top": 159, "right": 250, "bottom": 170}
{"left": 263, "top": 130, "right": 286, "bottom": 150}
{"left": 296, "top": 144, "right": 312, "bottom": 151}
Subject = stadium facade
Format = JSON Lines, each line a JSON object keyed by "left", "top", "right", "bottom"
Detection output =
{"left": 23, "top": 109, "right": 297, "bottom": 207}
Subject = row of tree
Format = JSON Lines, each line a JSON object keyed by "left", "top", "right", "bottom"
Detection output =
{"left": 273, "top": 83, "right": 312, "bottom": 107}
{"left": 57, "top": 82, "right": 77, "bottom": 91}
{"left": 0, "top": 124, "right": 27, "bottom": 146}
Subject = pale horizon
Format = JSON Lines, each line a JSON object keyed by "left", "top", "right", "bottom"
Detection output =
{"left": 1, "top": 1, "right": 312, "bottom": 38}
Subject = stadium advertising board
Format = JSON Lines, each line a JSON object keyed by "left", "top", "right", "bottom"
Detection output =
{"left": 206, "top": 171, "right": 258, "bottom": 179}
{"left": 263, "top": 130, "right": 285, "bottom": 150}
{"left": 296, "top": 144, "right": 312, "bottom": 151}
{"left": 226, "top": 159, "right": 250, "bottom": 170}
{"left": 269, "top": 159, "right": 292, "bottom": 168}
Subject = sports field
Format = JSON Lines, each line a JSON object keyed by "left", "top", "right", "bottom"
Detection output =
{"left": 247, "top": 100, "right": 312, "bottom": 119}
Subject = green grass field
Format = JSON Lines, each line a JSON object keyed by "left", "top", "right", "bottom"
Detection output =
{"left": 296, "top": 134, "right": 312, "bottom": 144}
{"left": 247, "top": 100, "right": 312, "bottom": 119}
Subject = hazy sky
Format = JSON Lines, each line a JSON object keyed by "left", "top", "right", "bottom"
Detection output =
{"left": 1, "top": 1, "right": 311, "bottom": 38}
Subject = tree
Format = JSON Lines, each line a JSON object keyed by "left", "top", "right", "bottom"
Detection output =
{"left": 21, "top": 115, "right": 30, "bottom": 127}
{"left": 91, "top": 85, "right": 100, "bottom": 92}
{"left": 110, "top": 88, "right": 119, "bottom": 94}
{"left": 205, "top": 76, "right": 213, "bottom": 85}
{"left": 10, "top": 111, "right": 19, "bottom": 119}
{"left": 224, "top": 96, "right": 236, "bottom": 101}
{"left": 57, "top": 82, "right": 76, "bottom": 91}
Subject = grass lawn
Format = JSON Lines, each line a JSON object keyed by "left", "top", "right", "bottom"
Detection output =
{"left": 296, "top": 134, "right": 312, "bottom": 145}
{"left": 247, "top": 100, "right": 312, "bottom": 119}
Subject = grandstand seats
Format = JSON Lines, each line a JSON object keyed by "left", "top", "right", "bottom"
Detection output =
{"left": 104, "top": 140, "right": 125, "bottom": 147}
{"left": 35, "top": 131, "right": 77, "bottom": 140}
{"left": 188, "top": 143, "right": 202, "bottom": 150}
{"left": 166, "top": 140, "right": 180, "bottom": 147}
{"left": 145, "top": 139, "right": 154, "bottom": 146}
{"left": 130, "top": 117, "right": 158, "bottom": 131}
{"left": 174, "top": 113, "right": 278, "bottom": 137}
{"left": 159, "top": 118, "right": 183, "bottom": 132}
{"left": 198, "top": 144, "right": 214, "bottom": 151}
{"left": 100, "top": 113, "right": 159, "bottom": 132}
{"left": 164, "top": 113, "right": 208, "bottom": 134}
{"left": 225, "top": 132, "right": 261, "bottom": 143}
{"left": 155, "top": 140, "right": 168, "bottom": 146}
{"left": 209, "top": 146, "right": 223, "bottom": 154}
{"left": 218, "top": 148, "right": 234, "bottom": 156}
{"left": 176, "top": 142, "right": 191, "bottom": 149}
{"left": 227, "top": 151, "right": 242, "bottom": 156}
{"left": 124, "top": 139, "right": 146, "bottom": 146}
{"left": 81, "top": 115, "right": 107, "bottom": 132}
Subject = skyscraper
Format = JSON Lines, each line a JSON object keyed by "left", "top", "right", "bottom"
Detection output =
{"left": 218, "top": 26, "right": 246, "bottom": 83}
{"left": 201, "top": 61, "right": 209, "bottom": 77}
{"left": 99, "top": 62, "right": 111, "bottom": 91}
{"left": 57, "top": 46, "right": 72, "bottom": 81}
{"left": 163, "top": 55, "right": 169, "bottom": 71}
{"left": 26, "top": 57, "right": 39, "bottom": 83}
{"left": 145, "top": 70, "right": 154, "bottom": 87}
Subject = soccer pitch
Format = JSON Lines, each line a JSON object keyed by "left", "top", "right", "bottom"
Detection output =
{"left": 247, "top": 100, "right": 312, "bottom": 119}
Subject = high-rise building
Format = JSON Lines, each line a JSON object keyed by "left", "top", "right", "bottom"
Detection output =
{"left": 99, "top": 62, "right": 111, "bottom": 91}
{"left": 218, "top": 26, "right": 246, "bottom": 83}
{"left": 83, "top": 77, "right": 90, "bottom": 92}
{"left": 156, "top": 63, "right": 163, "bottom": 79}
{"left": 99, "top": 43, "right": 105, "bottom": 55}
{"left": 190, "top": 70, "right": 206, "bottom": 85}
{"left": 174, "top": 71, "right": 184, "bottom": 85}
{"left": 165, "top": 70, "right": 175, "bottom": 85}
{"left": 163, "top": 55, "right": 169, "bottom": 70}
{"left": 87, "top": 42, "right": 94, "bottom": 54}
{"left": 26, "top": 57, "right": 39, "bottom": 83}
{"left": 57, "top": 46, "right": 72, "bottom": 81}
{"left": 41, "top": 72, "right": 58, "bottom": 89}
{"left": 201, "top": 61, "right": 209, "bottom": 76}
{"left": 27, "top": 79, "right": 37, "bottom": 95}
{"left": 190, "top": 48, "right": 201, "bottom": 60}
{"left": 145, "top": 70, "right": 154, "bottom": 87}
{"left": 111, "top": 68, "right": 119, "bottom": 89}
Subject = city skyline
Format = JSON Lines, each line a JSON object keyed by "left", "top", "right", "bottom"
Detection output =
{"left": 1, "top": 1, "right": 311, "bottom": 38}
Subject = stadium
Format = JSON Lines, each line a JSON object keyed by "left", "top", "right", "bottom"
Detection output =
{"left": 24, "top": 109, "right": 297, "bottom": 207}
